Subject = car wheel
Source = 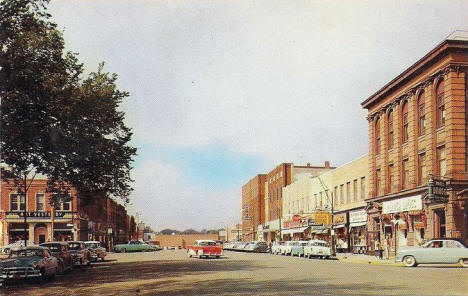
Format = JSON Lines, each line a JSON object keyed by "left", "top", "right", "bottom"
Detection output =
{"left": 459, "top": 258, "right": 468, "bottom": 267}
{"left": 404, "top": 256, "right": 417, "bottom": 267}
{"left": 198, "top": 251, "right": 203, "bottom": 259}
{"left": 308, "top": 254, "right": 312, "bottom": 259}
{"left": 50, "top": 268, "right": 57, "bottom": 280}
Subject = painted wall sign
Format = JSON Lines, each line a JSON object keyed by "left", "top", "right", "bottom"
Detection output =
{"left": 349, "top": 209, "right": 367, "bottom": 223}
{"left": 382, "top": 195, "right": 422, "bottom": 214}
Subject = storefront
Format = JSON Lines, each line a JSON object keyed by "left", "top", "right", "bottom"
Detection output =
{"left": 3, "top": 211, "right": 78, "bottom": 245}
{"left": 282, "top": 215, "right": 308, "bottom": 241}
{"left": 333, "top": 212, "right": 348, "bottom": 253}
{"left": 263, "top": 219, "right": 280, "bottom": 243}
{"left": 349, "top": 209, "right": 367, "bottom": 254}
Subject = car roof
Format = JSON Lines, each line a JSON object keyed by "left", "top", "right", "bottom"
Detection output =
{"left": 15, "top": 246, "right": 47, "bottom": 251}
{"left": 84, "top": 241, "right": 100, "bottom": 244}
{"left": 40, "top": 241, "right": 69, "bottom": 246}
{"left": 429, "top": 238, "right": 467, "bottom": 246}
{"left": 195, "top": 240, "right": 216, "bottom": 243}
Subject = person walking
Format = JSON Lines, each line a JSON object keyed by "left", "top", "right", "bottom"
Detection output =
{"left": 375, "top": 239, "right": 383, "bottom": 259}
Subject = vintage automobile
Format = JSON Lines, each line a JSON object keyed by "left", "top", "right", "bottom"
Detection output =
{"left": 303, "top": 240, "right": 331, "bottom": 259}
{"left": 68, "top": 241, "right": 91, "bottom": 266}
{"left": 244, "top": 241, "right": 269, "bottom": 253}
{"left": 40, "top": 242, "right": 73, "bottom": 274}
{"left": 279, "top": 241, "right": 296, "bottom": 255}
{"left": 291, "top": 241, "right": 309, "bottom": 257}
{"left": 396, "top": 238, "right": 468, "bottom": 267}
{"left": 271, "top": 242, "right": 283, "bottom": 255}
{"left": 114, "top": 240, "right": 153, "bottom": 253}
{"left": 146, "top": 242, "right": 162, "bottom": 251}
{"left": 0, "top": 246, "right": 58, "bottom": 287}
{"left": 84, "top": 241, "right": 107, "bottom": 262}
{"left": 187, "top": 240, "right": 223, "bottom": 259}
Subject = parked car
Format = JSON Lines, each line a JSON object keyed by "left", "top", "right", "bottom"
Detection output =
{"left": 146, "top": 242, "right": 162, "bottom": 251}
{"left": 68, "top": 241, "right": 91, "bottom": 266}
{"left": 244, "top": 241, "right": 269, "bottom": 253}
{"left": 84, "top": 241, "right": 107, "bottom": 262}
{"left": 0, "top": 246, "right": 58, "bottom": 287}
{"left": 303, "top": 240, "right": 331, "bottom": 259}
{"left": 114, "top": 241, "right": 153, "bottom": 253}
{"left": 271, "top": 242, "right": 283, "bottom": 255}
{"left": 291, "top": 241, "right": 309, "bottom": 257}
{"left": 187, "top": 240, "right": 223, "bottom": 259}
{"left": 280, "top": 241, "right": 296, "bottom": 255}
{"left": 40, "top": 242, "right": 73, "bottom": 274}
{"left": 396, "top": 238, "right": 468, "bottom": 267}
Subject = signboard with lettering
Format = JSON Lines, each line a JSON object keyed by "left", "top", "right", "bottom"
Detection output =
{"left": 311, "top": 212, "right": 331, "bottom": 225}
{"left": 382, "top": 195, "right": 422, "bottom": 214}
{"left": 283, "top": 219, "right": 307, "bottom": 229}
{"left": 428, "top": 178, "right": 448, "bottom": 201}
{"left": 333, "top": 213, "right": 347, "bottom": 225}
{"left": 5, "top": 211, "right": 72, "bottom": 219}
{"left": 349, "top": 209, "right": 367, "bottom": 223}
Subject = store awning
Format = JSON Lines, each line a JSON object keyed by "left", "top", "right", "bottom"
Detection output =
{"left": 333, "top": 224, "right": 346, "bottom": 229}
{"left": 282, "top": 226, "right": 308, "bottom": 235}
{"left": 349, "top": 222, "right": 366, "bottom": 228}
{"left": 310, "top": 227, "right": 329, "bottom": 234}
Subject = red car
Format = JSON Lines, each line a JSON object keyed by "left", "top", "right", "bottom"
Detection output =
{"left": 187, "top": 240, "right": 223, "bottom": 259}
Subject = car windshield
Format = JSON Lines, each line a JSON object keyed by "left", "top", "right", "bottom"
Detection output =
{"left": 199, "top": 241, "right": 216, "bottom": 246}
{"left": 68, "top": 243, "right": 81, "bottom": 250}
{"left": 41, "top": 244, "right": 61, "bottom": 251}
{"left": 10, "top": 249, "right": 43, "bottom": 258}
{"left": 85, "top": 243, "right": 100, "bottom": 248}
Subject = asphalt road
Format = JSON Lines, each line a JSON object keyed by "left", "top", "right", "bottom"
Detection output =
{"left": 1, "top": 250, "right": 467, "bottom": 296}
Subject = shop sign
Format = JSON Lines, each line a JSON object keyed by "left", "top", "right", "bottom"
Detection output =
{"left": 311, "top": 212, "right": 331, "bottom": 225}
{"left": 428, "top": 178, "right": 448, "bottom": 201}
{"left": 283, "top": 219, "right": 307, "bottom": 229}
{"left": 349, "top": 209, "right": 367, "bottom": 223}
{"left": 382, "top": 195, "right": 422, "bottom": 214}
{"left": 292, "top": 214, "right": 301, "bottom": 222}
{"left": 333, "top": 213, "right": 347, "bottom": 225}
{"left": 6, "top": 211, "right": 69, "bottom": 218}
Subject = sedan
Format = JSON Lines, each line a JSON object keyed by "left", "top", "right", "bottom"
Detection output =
{"left": 396, "top": 238, "right": 468, "bottom": 267}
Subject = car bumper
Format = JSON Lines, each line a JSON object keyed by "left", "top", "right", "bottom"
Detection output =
{"left": 0, "top": 268, "right": 41, "bottom": 282}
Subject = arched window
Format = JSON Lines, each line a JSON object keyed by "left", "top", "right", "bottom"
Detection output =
{"left": 402, "top": 101, "right": 409, "bottom": 143}
{"left": 375, "top": 117, "right": 381, "bottom": 154}
{"left": 388, "top": 110, "right": 394, "bottom": 149}
{"left": 418, "top": 91, "right": 425, "bottom": 136}
{"left": 436, "top": 80, "right": 445, "bottom": 128}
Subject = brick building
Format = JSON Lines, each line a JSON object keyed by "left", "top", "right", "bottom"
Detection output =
{"left": 241, "top": 174, "right": 266, "bottom": 241}
{"left": 1, "top": 179, "right": 135, "bottom": 248}
{"left": 262, "top": 162, "right": 333, "bottom": 242}
{"left": 362, "top": 32, "right": 468, "bottom": 256}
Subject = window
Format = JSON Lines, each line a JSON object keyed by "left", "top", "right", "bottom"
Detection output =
{"left": 436, "top": 80, "right": 445, "bottom": 128}
{"left": 353, "top": 179, "right": 358, "bottom": 202}
{"left": 346, "top": 182, "right": 350, "bottom": 204}
{"left": 375, "top": 117, "right": 381, "bottom": 154}
{"left": 36, "top": 193, "right": 45, "bottom": 211}
{"left": 53, "top": 194, "right": 71, "bottom": 211}
{"left": 402, "top": 102, "right": 409, "bottom": 143}
{"left": 334, "top": 187, "right": 338, "bottom": 206}
{"left": 388, "top": 164, "right": 394, "bottom": 193}
{"left": 340, "top": 184, "right": 344, "bottom": 204}
{"left": 10, "top": 194, "right": 26, "bottom": 211}
{"left": 437, "top": 146, "right": 446, "bottom": 176}
{"left": 418, "top": 92, "right": 425, "bottom": 136}
{"left": 402, "top": 159, "right": 409, "bottom": 189}
{"left": 376, "top": 169, "right": 381, "bottom": 196}
{"left": 360, "top": 177, "right": 366, "bottom": 200}
{"left": 418, "top": 153, "right": 427, "bottom": 185}
{"left": 319, "top": 192, "right": 323, "bottom": 209}
{"left": 388, "top": 110, "right": 394, "bottom": 149}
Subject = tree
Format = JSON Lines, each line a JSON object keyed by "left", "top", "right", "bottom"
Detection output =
{"left": 0, "top": 0, "right": 136, "bottom": 245}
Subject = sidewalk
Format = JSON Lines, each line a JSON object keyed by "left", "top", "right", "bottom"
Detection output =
{"left": 335, "top": 253, "right": 403, "bottom": 266}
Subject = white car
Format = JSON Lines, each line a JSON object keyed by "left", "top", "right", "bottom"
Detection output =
{"left": 279, "top": 241, "right": 296, "bottom": 255}
{"left": 271, "top": 242, "right": 283, "bottom": 255}
{"left": 303, "top": 240, "right": 331, "bottom": 259}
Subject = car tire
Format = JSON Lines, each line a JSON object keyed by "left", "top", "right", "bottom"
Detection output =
{"left": 198, "top": 251, "right": 203, "bottom": 259}
{"left": 50, "top": 268, "right": 57, "bottom": 280}
{"left": 308, "top": 254, "right": 312, "bottom": 259}
{"left": 459, "top": 258, "right": 468, "bottom": 267}
{"left": 403, "top": 256, "right": 417, "bottom": 267}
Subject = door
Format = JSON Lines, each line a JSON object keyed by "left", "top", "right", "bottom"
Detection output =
{"left": 39, "top": 235, "right": 46, "bottom": 244}
{"left": 433, "top": 209, "right": 446, "bottom": 238}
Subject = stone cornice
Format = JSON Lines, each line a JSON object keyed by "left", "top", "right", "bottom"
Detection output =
{"left": 366, "top": 63, "right": 468, "bottom": 119}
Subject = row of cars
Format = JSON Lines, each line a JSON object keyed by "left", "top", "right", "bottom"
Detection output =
{"left": 0, "top": 240, "right": 106, "bottom": 287}
{"left": 223, "top": 241, "right": 269, "bottom": 253}
{"left": 224, "top": 240, "right": 332, "bottom": 259}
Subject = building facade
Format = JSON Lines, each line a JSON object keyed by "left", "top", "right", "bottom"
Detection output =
{"left": 241, "top": 174, "right": 266, "bottom": 241}
{"left": 1, "top": 179, "right": 135, "bottom": 248}
{"left": 362, "top": 33, "right": 468, "bottom": 256}
{"left": 330, "top": 155, "right": 369, "bottom": 253}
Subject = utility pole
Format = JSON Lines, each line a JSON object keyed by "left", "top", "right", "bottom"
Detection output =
{"left": 317, "top": 175, "right": 335, "bottom": 255}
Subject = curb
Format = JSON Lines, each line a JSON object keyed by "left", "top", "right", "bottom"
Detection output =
{"left": 336, "top": 257, "right": 403, "bottom": 266}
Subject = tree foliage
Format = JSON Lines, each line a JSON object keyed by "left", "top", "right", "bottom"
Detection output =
{"left": 0, "top": 0, "right": 136, "bottom": 205}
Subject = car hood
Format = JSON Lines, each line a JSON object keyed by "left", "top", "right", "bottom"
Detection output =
{"left": 70, "top": 250, "right": 85, "bottom": 254}
{"left": 0, "top": 256, "right": 41, "bottom": 268}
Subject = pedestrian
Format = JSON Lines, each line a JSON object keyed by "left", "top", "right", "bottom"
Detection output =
{"left": 375, "top": 239, "right": 383, "bottom": 259}
{"left": 385, "top": 235, "right": 391, "bottom": 259}
{"left": 268, "top": 241, "right": 272, "bottom": 254}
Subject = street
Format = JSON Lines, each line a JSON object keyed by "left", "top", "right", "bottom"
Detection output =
{"left": 2, "top": 250, "right": 467, "bottom": 296}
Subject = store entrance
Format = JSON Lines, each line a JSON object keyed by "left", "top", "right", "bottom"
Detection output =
{"left": 434, "top": 209, "right": 446, "bottom": 238}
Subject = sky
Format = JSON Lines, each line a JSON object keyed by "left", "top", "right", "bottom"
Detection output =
{"left": 47, "top": 0, "right": 468, "bottom": 231}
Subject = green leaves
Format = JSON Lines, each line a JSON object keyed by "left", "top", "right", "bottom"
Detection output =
{"left": 1, "top": 0, "right": 136, "bottom": 204}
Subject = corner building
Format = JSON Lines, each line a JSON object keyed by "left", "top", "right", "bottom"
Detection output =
{"left": 361, "top": 32, "right": 468, "bottom": 256}
{"left": 241, "top": 174, "right": 266, "bottom": 241}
